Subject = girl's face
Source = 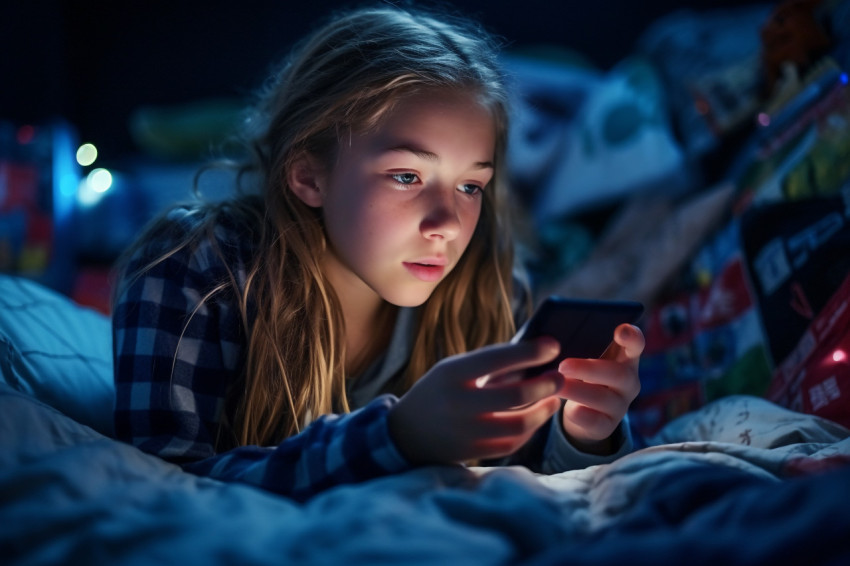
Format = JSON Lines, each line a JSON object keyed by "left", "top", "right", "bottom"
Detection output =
{"left": 315, "top": 89, "right": 496, "bottom": 309}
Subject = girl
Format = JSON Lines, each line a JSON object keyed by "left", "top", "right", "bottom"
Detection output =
{"left": 112, "top": 4, "right": 644, "bottom": 501}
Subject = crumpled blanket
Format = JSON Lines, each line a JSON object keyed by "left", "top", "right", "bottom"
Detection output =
{"left": 1, "top": 384, "right": 848, "bottom": 565}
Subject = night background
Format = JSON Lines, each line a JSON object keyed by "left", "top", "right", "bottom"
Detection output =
{"left": 3, "top": 0, "right": 764, "bottom": 164}
{"left": 11, "top": 0, "right": 842, "bottom": 319}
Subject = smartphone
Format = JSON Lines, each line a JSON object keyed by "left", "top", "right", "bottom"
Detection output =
{"left": 511, "top": 296, "right": 644, "bottom": 379}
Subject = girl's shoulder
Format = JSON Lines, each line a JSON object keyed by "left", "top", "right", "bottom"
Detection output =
{"left": 162, "top": 195, "right": 262, "bottom": 242}
{"left": 160, "top": 193, "right": 260, "bottom": 239}
{"left": 123, "top": 195, "right": 264, "bottom": 283}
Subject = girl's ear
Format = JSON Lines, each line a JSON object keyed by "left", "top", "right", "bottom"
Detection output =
{"left": 288, "top": 153, "right": 326, "bottom": 208}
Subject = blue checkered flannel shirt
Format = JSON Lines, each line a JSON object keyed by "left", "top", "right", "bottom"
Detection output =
{"left": 112, "top": 207, "right": 411, "bottom": 501}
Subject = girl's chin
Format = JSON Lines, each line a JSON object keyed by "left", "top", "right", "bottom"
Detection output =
{"left": 381, "top": 286, "right": 439, "bottom": 308}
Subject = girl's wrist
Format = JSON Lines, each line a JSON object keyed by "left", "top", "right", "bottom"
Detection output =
{"left": 561, "top": 411, "right": 617, "bottom": 456}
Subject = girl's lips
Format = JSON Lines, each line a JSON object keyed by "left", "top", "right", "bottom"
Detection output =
{"left": 403, "top": 261, "right": 446, "bottom": 282}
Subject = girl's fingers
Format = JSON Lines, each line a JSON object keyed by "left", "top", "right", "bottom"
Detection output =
{"left": 440, "top": 336, "right": 561, "bottom": 386}
{"left": 467, "top": 397, "right": 562, "bottom": 455}
{"left": 558, "top": 357, "right": 639, "bottom": 397}
{"left": 469, "top": 396, "right": 560, "bottom": 436}
{"left": 467, "top": 370, "right": 562, "bottom": 412}
{"left": 602, "top": 324, "right": 645, "bottom": 363}
{"left": 558, "top": 377, "right": 629, "bottom": 416}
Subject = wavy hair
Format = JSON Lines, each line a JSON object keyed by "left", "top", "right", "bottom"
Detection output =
{"left": 116, "top": 4, "right": 524, "bottom": 449}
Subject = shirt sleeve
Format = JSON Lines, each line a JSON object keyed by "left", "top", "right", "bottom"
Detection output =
{"left": 112, "top": 212, "right": 412, "bottom": 501}
{"left": 112, "top": 213, "right": 245, "bottom": 462}
{"left": 539, "top": 409, "right": 634, "bottom": 474}
{"left": 183, "top": 394, "right": 410, "bottom": 501}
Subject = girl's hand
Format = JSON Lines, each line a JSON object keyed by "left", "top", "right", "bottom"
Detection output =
{"left": 388, "top": 337, "right": 564, "bottom": 465}
{"left": 557, "top": 323, "right": 645, "bottom": 455}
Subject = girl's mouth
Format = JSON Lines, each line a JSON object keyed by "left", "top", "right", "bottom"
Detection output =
{"left": 403, "top": 262, "right": 446, "bottom": 282}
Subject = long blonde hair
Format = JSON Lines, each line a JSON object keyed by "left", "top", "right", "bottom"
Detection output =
{"left": 116, "top": 4, "right": 523, "bottom": 450}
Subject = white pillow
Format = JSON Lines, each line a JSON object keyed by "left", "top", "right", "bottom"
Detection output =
{"left": 0, "top": 275, "right": 114, "bottom": 435}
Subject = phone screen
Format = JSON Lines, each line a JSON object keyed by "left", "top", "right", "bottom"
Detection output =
{"left": 511, "top": 296, "right": 644, "bottom": 379}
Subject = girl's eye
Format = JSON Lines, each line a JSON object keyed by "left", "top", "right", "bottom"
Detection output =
{"left": 458, "top": 183, "right": 483, "bottom": 196}
{"left": 390, "top": 172, "right": 419, "bottom": 186}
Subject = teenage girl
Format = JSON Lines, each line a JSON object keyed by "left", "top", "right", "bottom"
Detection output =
{"left": 112, "top": 4, "right": 645, "bottom": 501}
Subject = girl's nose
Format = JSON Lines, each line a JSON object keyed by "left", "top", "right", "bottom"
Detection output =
{"left": 419, "top": 188, "right": 461, "bottom": 240}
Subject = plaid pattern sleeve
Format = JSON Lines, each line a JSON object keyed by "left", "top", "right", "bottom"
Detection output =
{"left": 183, "top": 394, "right": 410, "bottom": 502}
{"left": 112, "top": 211, "right": 242, "bottom": 463}
{"left": 112, "top": 208, "right": 412, "bottom": 500}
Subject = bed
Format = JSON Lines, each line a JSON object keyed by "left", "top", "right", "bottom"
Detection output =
{"left": 2, "top": 273, "right": 849, "bottom": 565}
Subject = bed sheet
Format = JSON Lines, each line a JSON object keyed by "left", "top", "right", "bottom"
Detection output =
{"left": 1, "top": 383, "right": 849, "bottom": 566}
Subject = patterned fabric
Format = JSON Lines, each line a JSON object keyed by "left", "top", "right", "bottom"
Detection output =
{"left": 113, "top": 207, "right": 410, "bottom": 500}
{"left": 113, "top": 208, "right": 250, "bottom": 462}
{"left": 184, "top": 396, "right": 409, "bottom": 502}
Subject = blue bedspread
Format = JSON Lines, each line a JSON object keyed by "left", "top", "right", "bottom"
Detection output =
{"left": 2, "top": 384, "right": 848, "bottom": 565}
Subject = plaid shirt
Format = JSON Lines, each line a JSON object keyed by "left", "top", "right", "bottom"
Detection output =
{"left": 112, "top": 207, "right": 410, "bottom": 501}
{"left": 113, "top": 206, "right": 633, "bottom": 501}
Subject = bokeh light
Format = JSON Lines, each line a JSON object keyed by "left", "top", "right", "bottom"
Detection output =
{"left": 76, "top": 143, "right": 98, "bottom": 167}
{"left": 87, "top": 168, "right": 113, "bottom": 193}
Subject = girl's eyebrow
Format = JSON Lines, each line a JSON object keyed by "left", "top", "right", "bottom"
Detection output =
{"left": 385, "top": 144, "right": 494, "bottom": 170}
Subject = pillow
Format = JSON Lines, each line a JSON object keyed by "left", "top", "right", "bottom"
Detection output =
{"left": 0, "top": 275, "right": 114, "bottom": 435}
